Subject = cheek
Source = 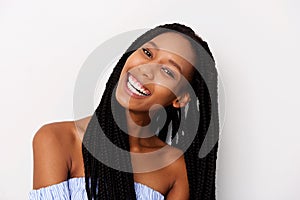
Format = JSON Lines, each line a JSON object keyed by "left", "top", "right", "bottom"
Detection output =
{"left": 125, "top": 52, "right": 144, "bottom": 68}
{"left": 120, "top": 53, "right": 144, "bottom": 81}
{"left": 156, "top": 86, "right": 177, "bottom": 102}
{"left": 120, "top": 58, "right": 134, "bottom": 77}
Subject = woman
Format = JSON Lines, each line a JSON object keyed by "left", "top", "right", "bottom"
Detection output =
{"left": 30, "top": 23, "right": 219, "bottom": 200}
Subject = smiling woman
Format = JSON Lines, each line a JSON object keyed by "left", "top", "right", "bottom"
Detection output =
{"left": 116, "top": 32, "right": 195, "bottom": 112}
{"left": 29, "top": 23, "right": 219, "bottom": 200}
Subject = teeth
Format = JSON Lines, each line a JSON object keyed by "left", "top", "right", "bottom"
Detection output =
{"left": 127, "top": 74, "right": 150, "bottom": 96}
{"left": 129, "top": 76, "right": 146, "bottom": 94}
{"left": 127, "top": 81, "right": 145, "bottom": 96}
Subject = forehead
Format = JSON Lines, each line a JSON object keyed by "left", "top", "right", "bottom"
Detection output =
{"left": 147, "top": 32, "right": 196, "bottom": 66}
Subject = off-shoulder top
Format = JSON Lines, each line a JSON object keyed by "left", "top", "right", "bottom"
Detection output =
{"left": 29, "top": 177, "right": 164, "bottom": 200}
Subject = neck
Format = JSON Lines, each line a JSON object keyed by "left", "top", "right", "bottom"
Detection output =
{"left": 125, "top": 110, "right": 158, "bottom": 151}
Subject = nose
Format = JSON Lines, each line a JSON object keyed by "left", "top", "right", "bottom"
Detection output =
{"left": 138, "top": 64, "right": 155, "bottom": 80}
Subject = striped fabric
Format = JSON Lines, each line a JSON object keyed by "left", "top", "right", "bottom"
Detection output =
{"left": 29, "top": 177, "right": 164, "bottom": 200}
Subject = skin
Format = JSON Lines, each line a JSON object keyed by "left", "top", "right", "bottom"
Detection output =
{"left": 32, "top": 32, "right": 196, "bottom": 199}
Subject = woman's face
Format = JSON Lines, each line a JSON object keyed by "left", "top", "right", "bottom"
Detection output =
{"left": 115, "top": 32, "right": 196, "bottom": 112}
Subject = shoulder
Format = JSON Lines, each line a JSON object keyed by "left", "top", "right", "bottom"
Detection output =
{"left": 33, "top": 121, "right": 77, "bottom": 148}
{"left": 163, "top": 145, "right": 189, "bottom": 199}
{"left": 32, "top": 120, "right": 79, "bottom": 189}
{"left": 33, "top": 115, "right": 92, "bottom": 152}
{"left": 32, "top": 120, "right": 80, "bottom": 162}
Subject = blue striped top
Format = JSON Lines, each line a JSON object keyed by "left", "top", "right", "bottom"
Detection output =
{"left": 29, "top": 177, "right": 164, "bottom": 200}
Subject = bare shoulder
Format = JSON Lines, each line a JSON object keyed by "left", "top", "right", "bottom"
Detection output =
{"left": 162, "top": 145, "right": 189, "bottom": 199}
{"left": 32, "top": 120, "right": 79, "bottom": 189}
{"left": 32, "top": 115, "right": 93, "bottom": 189}
{"left": 33, "top": 121, "right": 79, "bottom": 149}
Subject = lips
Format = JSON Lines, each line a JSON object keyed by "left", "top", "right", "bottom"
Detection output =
{"left": 126, "top": 73, "right": 151, "bottom": 97}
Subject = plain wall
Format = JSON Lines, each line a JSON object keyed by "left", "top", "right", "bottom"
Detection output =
{"left": 0, "top": 0, "right": 299, "bottom": 199}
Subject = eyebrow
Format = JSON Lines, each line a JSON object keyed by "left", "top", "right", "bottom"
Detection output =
{"left": 148, "top": 41, "right": 159, "bottom": 49}
{"left": 168, "top": 59, "right": 182, "bottom": 73}
{"left": 147, "top": 41, "right": 183, "bottom": 73}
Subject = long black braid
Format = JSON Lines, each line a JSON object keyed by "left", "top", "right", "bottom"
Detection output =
{"left": 82, "top": 23, "right": 219, "bottom": 199}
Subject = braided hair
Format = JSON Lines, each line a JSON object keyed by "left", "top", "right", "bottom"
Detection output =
{"left": 82, "top": 23, "right": 219, "bottom": 199}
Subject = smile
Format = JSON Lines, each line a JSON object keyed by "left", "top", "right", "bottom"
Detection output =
{"left": 126, "top": 73, "right": 151, "bottom": 97}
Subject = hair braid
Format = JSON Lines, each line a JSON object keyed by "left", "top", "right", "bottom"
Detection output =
{"left": 82, "top": 23, "right": 219, "bottom": 199}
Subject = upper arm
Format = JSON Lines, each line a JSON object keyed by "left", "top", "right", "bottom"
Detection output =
{"left": 32, "top": 124, "right": 70, "bottom": 189}
{"left": 166, "top": 155, "right": 189, "bottom": 200}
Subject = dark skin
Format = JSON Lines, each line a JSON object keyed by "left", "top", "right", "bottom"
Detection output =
{"left": 32, "top": 32, "right": 195, "bottom": 199}
{"left": 32, "top": 116, "right": 188, "bottom": 197}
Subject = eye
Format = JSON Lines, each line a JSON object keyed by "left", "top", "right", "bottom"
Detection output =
{"left": 142, "top": 48, "right": 152, "bottom": 58}
{"left": 161, "top": 67, "right": 175, "bottom": 79}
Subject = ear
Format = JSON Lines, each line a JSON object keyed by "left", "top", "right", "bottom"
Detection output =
{"left": 172, "top": 92, "right": 191, "bottom": 108}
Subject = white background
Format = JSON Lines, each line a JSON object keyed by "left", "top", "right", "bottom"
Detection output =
{"left": 1, "top": 0, "right": 299, "bottom": 199}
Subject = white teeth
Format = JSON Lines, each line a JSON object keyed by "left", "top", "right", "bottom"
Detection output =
{"left": 127, "top": 74, "right": 150, "bottom": 96}
{"left": 127, "top": 80, "right": 145, "bottom": 96}
{"left": 129, "top": 76, "right": 140, "bottom": 91}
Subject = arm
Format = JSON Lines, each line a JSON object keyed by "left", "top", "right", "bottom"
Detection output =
{"left": 32, "top": 123, "right": 70, "bottom": 189}
{"left": 166, "top": 155, "right": 189, "bottom": 200}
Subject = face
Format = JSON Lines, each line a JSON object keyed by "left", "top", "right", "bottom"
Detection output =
{"left": 115, "top": 32, "right": 196, "bottom": 112}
